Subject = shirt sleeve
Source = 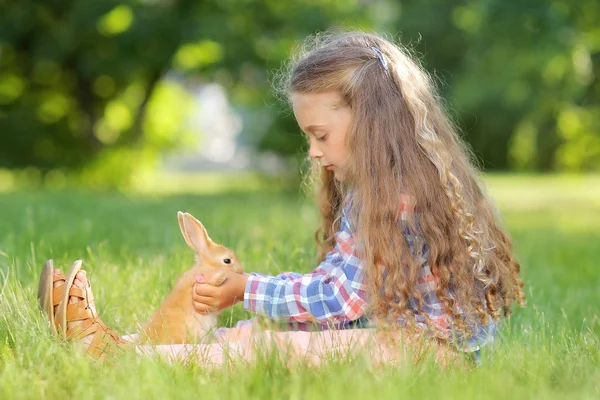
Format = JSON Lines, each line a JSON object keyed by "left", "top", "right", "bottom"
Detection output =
{"left": 243, "top": 212, "right": 368, "bottom": 324}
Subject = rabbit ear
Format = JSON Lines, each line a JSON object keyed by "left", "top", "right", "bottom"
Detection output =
{"left": 177, "top": 211, "right": 213, "bottom": 253}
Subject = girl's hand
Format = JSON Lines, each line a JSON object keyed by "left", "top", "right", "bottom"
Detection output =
{"left": 192, "top": 270, "right": 249, "bottom": 314}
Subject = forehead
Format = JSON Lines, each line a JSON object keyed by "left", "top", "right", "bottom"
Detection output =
{"left": 291, "top": 91, "right": 346, "bottom": 123}
{"left": 291, "top": 91, "right": 344, "bottom": 107}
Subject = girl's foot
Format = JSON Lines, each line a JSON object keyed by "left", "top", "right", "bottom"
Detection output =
{"left": 52, "top": 268, "right": 97, "bottom": 351}
{"left": 39, "top": 260, "right": 124, "bottom": 358}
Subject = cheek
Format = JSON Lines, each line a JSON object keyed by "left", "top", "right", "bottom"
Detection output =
{"left": 337, "top": 127, "right": 350, "bottom": 158}
{"left": 335, "top": 137, "right": 349, "bottom": 161}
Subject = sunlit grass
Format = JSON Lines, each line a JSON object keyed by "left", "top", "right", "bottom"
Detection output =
{"left": 485, "top": 173, "right": 600, "bottom": 210}
{"left": 0, "top": 173, "right": 599, "bottom": 399}
{"left": 0, "top": 169, "right": 298, "bottom": 194}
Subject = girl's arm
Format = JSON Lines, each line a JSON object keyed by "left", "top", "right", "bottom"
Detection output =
{"left": 243, "top": 213, "right": 368, "bottom": 324}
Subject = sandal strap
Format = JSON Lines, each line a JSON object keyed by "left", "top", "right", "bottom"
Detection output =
{"left": 69, "top": 286, "right": 87, "bottom": 300}
{"left": 65, "top": 302, "right": 97, "bottom": 322}
{"left": 86, "top": 327, "right": 122, "bottom": 358}
{"left": 87, "top": 337, "right": 109, "bottom": 359}
{"left": 54, "top": 285, "right": 86, "bottom": 306}
{"left": 66, "top": 316, "right": 119, "bottom": 341}
{"left": 67, "top": 317, "right": 123, "bottom": 358}
{"left": 52, "top": 274, "right": 67, "bottom": 306}
{"left": 51, "top": 274, "right": 88, "bottom": 307}
{"left": 53, "top": 287, "right": 64, "bottom": 306}
{"left": 84, "top": 283, "right": 95, "bottom": 306}
{"left": 49, "top": 265, "right": 124, "bottom": 359}
{"left": 66, "top": 318, "right": 99, "bottom": 340}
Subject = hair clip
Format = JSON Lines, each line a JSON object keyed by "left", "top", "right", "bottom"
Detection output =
{"left": 370, "top": 46, "right": 389, "bottom": 72}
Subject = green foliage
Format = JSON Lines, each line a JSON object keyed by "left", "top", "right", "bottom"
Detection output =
{"left": 390, "top": 0, "right": 600, "bottom": 170}
{"left": 263, "top": 0, "right": 600, "bottom": 171}
{"left": 0, "top": 0, "right": 599, "bottom": 183}
{"left": 0, "top": 175, "right": 599, "bottom": 398}
{"left": 0, "top": 0, "right": 371, "bottom": 184}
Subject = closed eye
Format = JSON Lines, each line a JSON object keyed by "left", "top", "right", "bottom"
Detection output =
{"left": 316, "top": 134, "right": 328, "bottom": 142}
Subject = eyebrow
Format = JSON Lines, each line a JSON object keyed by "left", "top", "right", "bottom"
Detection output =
{"left": 303, "top": 124, "right": 326, "bottom": 134}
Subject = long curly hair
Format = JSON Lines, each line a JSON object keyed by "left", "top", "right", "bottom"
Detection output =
{"left": 275, "top": 30, "right": 525, "bottom": 338}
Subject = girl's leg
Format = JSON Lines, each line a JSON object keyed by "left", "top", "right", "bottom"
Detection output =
{"left": 50, "top": 266, "right": 459, "bottom": 367}
{"left": 214, "top": 318, "right": 261, "bottom": 343}
{"left": 131, "top": 329, "right": 401, "bottom": 368}
{"left": 120, "top": 318, "right": 262, "bottom": 345}
{"left": 49, "top": 266, "right": 270, "bottom": 363}
{"left": 121, "top": 333, "right": 140, "bottom": 343}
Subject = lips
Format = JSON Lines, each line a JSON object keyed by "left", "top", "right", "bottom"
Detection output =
{"left": 324, "top": 165, "right": 334, "bottom": 170}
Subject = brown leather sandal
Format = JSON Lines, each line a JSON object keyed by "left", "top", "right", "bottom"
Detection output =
{"left": 38, "top": 259, "right": 126, "bottom": 358}
{"left": 38, "top": 259, "right": 59, "bottom": 334}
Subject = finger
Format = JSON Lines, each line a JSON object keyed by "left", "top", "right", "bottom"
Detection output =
{"left": 191, "top": 292, "right": 215, "bottom": 306}
{"left": 193, "top": 282, "right": 216, "bottom": 296}
{"left": 194, "top": 282, "right": 220, "bottom": 297}
{"left": 197, "top": 270, "right": 229, "bottom": 287}
{"left": 192, "top": 301, "right": 210, "bottom": 313}
{"left": 192, "top": 301, "right": 218, "bottom": 314}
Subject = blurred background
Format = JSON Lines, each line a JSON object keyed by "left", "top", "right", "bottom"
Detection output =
{"left": 0, "top": 0, "right": 598, "bottom": 190}
{"left": 0, "top": 6, "right": 599, "bottom": 392}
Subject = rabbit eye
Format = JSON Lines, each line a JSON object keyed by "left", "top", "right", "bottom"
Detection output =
{"left": 223, "top": 258, "right": 231, "bottom": 264}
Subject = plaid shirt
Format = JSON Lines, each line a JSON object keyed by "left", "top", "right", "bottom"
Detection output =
{"left": 243, "top": 197, "right": 495, "bottom": 352}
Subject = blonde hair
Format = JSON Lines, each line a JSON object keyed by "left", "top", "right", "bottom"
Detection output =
{"left": 276, "top": 30, "right": 525, "bottom": 338}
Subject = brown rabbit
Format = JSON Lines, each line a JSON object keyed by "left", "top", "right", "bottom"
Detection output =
{"left": 141, "top": 211, "right": 243, "bottom": 344}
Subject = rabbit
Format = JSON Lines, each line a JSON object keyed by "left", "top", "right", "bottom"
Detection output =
{"left": 140, "top": 211, "right": 243, "bottom": 344}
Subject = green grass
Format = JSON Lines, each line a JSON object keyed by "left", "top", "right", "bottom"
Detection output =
{"left": 1, "top": 174, "right": 599, "bottom": 399}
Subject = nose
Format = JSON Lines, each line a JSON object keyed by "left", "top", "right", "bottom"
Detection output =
{"left": 308, "top": 139, "right": 323, "bottom": 159}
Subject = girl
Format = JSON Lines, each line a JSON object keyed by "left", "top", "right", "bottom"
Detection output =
{"left": 42, "top": 30, "right": 525, "bottom": 366}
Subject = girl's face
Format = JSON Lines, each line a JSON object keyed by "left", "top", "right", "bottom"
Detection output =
{"left": 292, "top": 91, "right": 352, "bottom": 181}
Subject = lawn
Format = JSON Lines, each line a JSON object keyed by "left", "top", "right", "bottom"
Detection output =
{"left": 0, "top": 174, "right": 599, "bottom": 399}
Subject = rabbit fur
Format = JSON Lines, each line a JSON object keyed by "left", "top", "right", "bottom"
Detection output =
{"left": 140, "top": 212, "right": 243, "bottom": 344}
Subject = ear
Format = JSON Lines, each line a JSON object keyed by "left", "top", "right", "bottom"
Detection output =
{"left": 177, "top": 211, "right": 213, "bottom": 253}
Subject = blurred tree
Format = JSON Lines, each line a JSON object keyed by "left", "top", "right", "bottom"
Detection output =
{"left": 0, "top": 0, "right": 598, "bottom": 185}
{"left": 1, "top": 1, "right": 196, "bottom": 174}
{"left": 390, "top": 0, "right": 599, "bottom": 170}
{"left": 0, "top": 0, "right": 371, "bottom": 185}
{"left": 256, "top": 0, "right": 600, "bottom": 172}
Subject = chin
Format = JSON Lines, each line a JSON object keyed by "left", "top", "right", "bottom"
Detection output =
{"left": 333, "top": 172, "right": 345, "bottom": 182}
